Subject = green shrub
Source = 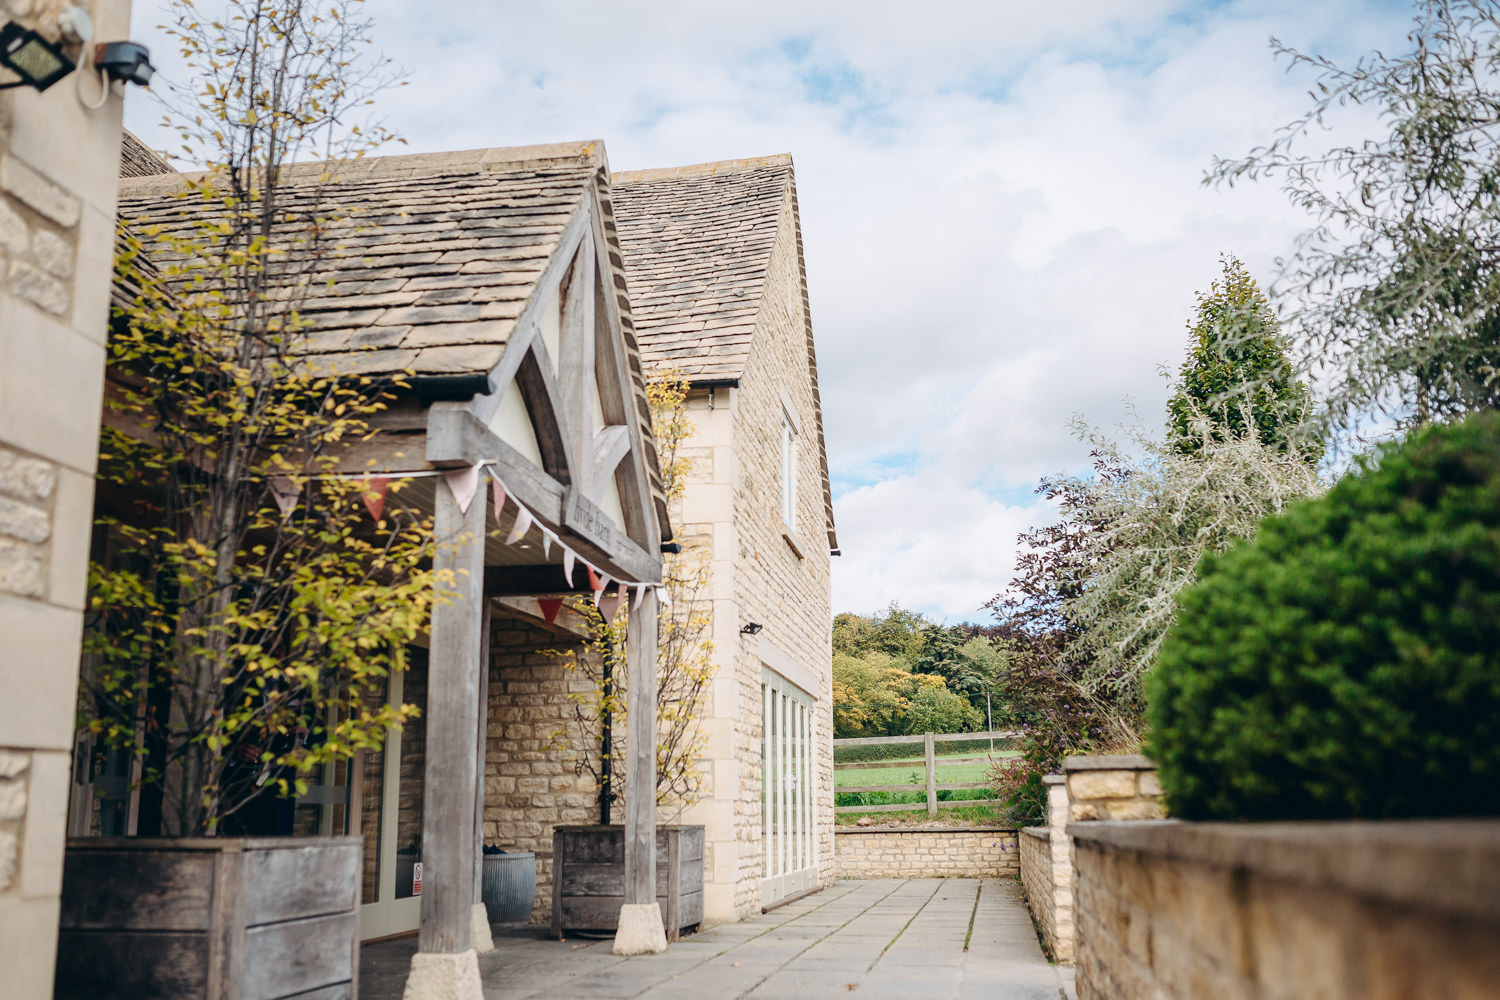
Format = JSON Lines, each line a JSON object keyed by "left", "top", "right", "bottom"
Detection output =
{"left": 1147, "top": 412, "right": 1500, "bottom": 820}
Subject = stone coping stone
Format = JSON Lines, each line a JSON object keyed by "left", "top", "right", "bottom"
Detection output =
{"left": 833, "top": 826, "right": 1017, "bottom": 836}
{"left": 1068, "top": 819, "right": 1500, "bottom": 920}
{"left": 1063, "top": 754, "right": 1155, "bottom": 771}
{"left": 1042, "top": 774, "right": 1066, "bottom": 785}
{"left": 1020, "top": 827, "right": 1051, "bottom": 841}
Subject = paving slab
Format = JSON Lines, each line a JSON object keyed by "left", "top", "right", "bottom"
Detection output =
{"left": 361, "top": 878, "right": 1075, "bottom": 1000}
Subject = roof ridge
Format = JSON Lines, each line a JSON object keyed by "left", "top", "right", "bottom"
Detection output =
{"left": 119, "top": 140, "right": 609, "bottom": 195}
{"left": 612, "top": 153, "right": 791, "bottom": 184}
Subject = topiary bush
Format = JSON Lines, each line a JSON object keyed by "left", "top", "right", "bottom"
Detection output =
{"left": 1147, "top": 412, "right": 1500, "bottom": 820}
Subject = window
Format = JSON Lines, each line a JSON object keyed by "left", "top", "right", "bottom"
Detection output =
{"left": 781, "top": 409, "right": 797, "bottom": 531}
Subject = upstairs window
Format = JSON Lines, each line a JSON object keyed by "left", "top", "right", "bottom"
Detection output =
{"left": 781, "top": 409, "right": 797, "bottom": 531}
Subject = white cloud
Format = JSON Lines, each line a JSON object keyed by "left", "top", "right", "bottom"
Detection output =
{"left": 124, "top": 0, "right": 1415, "bottom": 620}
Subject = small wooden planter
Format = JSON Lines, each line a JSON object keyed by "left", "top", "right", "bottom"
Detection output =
{"left": 550, "top": 825, "right": 704, "bottom": 941}
{"left": 55, "top": 836, "right": 362, "bottom": 1000}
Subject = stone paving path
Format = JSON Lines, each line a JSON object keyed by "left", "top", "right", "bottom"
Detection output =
{"left": 362, "top": 879, "right": 1076, "bottom": 1000}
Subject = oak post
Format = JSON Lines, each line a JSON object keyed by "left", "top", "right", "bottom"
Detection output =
{"left": 925, "top": 732, "right": 937, "bottom": 819}
{"left": 418, "top": 482, "right": 487, "bottom": 953}
{"left": 473, "top": 600, "right": 492, "bottom": 905}
{"left": 623, "top": 588, "right": 659, "bottom": 905}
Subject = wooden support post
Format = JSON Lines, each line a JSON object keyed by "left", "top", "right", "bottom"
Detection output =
{"left": 623, "top": 588, "right": 659, "bottom": 905}
{"left": 418, "top": 485, "right": 488, "bottom": 954}
{"left": 473, "top": 600, "right": 491, "bottom": 904}
{"left": 925, "top": 732, "right": 937, "bottom": 819}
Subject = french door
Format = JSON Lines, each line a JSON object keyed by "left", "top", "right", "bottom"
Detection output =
{"left": 761, "top": 669, "right": 817, "bottom": 907}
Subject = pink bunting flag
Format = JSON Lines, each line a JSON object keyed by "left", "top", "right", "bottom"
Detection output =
{"left": 443, "top": 463, "right": 481, "bottom": 514}
{"left": 362, "top": 476, "right": 393, "bottom": 522}
{"left": 598, "top": 589, "right": 624, "bottom": 624}
{"left": 505, "top": 504, "right": 534, "bottom": 545}
{"left": 586, "top": 565, "right": 604, "bottom": 605}
{"left": 562, "top": 548, "right": 576, "bottom": 586}
{"left": 538, "top": 598, "right": 564, "bottom": 629}
{"left": 268, "top": 476, "right": 299, "bottom": 519}
{"left": 491, "top": 476, "right": 507, "bottom": 525}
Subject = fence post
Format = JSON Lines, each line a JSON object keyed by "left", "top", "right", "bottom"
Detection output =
{"left": 924, "top": 732, "right": 937, "bottom": 818}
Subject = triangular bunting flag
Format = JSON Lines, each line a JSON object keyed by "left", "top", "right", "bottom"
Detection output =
{"left": 562, "top": 548, "right": 576, "bottom": 586}
{"left": 538, "top": 598, "right": 564, "bottom": 629}
{"left": 268, "top": 476, "right": 300, "bottom": 519}
{"left": 443, "top": 463, "right": 482, "bottom": 514}
{"left": 598, "top": 590, "right": 624, "bottom": 624}
{"left": 490, "top": 476, "right": 507, "bottom": 525}
{"left": 633, "top": 584, "right": 648, "bottom": 611}
{"left": 362, "top": 475, "right": 393, "bottom": 522}
{"left": 506, "top": 504, "right": 534, "bottom": 545}
{"left": 541, "top": 531, "right": 553, "bottom": 558}
{"left": 658, "top": 586, "right": 672, "bottom": 609}
{"left": 585, "top": 565, "right": 602, "bottom": 593}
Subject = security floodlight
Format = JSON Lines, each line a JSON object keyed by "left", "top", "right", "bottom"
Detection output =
{"left": 741, "top": 622, "right": 763, "bottom": 636}
{"left": 0, "top": 22, "right": 75, "bottom": 92}
{"left": 94, "top": 40, "right": 153, "bottom": 86}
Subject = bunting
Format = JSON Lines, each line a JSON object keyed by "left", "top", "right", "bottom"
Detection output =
{"left": 598, "top": 590, "right": 624, "bottom": 624}
{"left": 562, "top": 548, "right": 576, "bottom": 587}
{"left": 362, "top": 476, "right": 393, "bottom": 521}
{"left": 268, "top": 476, "right": 300, "bottom": 519}
{"left": 442, "top": 463, "right": 482, "bottom": 514}
{"left": 490, "top": 477, "right": 507, "bottom": 525}
{"left": 538, "top": 598, "right": 564, "bottom": 629}
{"left": 506, "top": 504, "right": 534, "bottom": 545}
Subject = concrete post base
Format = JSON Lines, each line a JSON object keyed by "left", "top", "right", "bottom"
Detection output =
{"left": 401, "top": 949, "right": 484, "bottom": 1000}
{"left": 470, "top": 902, "right": 494, "bottom": 953}
{"left": 611, "top": 902, "right": 669, "bottom": 956}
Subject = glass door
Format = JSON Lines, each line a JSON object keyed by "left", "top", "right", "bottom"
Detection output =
{"left": 761, "top": 669, "right": 816, "bottom": 907}
{"left": 358, "top": 648, "right": 428, "bottom": 940}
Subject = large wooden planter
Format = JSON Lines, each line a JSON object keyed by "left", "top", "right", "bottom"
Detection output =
{"left": 550, "top": 825, "right": 704, "bottom": 941}
{"left": 55, "top": 836, "right": 362, "bottom": 1000}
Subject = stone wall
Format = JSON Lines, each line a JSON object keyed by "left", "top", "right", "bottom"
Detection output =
{"left": 834, "top": 828, "right": 1018, "bottom": 880}
{"left": 481, "top": 613, "right": 601, "bottom": 922}
{"left": 0, "top": 3, "right": 134, "bottom": 997}
{"left": 1065, "top": 755, "right": 1165, "bottom": 822}
{"left": 1019, "top": 827, "right": 1056, "bottom": 957}
{"left": 665, "top": 173, "right": 834, "bottom": 922}
{"left": 1071, "top": 820, "right": 1500, "bottom": 1000}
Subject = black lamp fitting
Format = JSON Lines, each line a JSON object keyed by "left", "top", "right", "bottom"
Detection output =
{"left": 740, "top": 622, "right": 763, "bottom": 636}
{"left": 94, "top": 40, "right": 153, "bottom": 86}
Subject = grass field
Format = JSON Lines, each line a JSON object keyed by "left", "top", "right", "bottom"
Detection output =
{"left": 832, "top": 751, "right": 1019, "bottom": 826}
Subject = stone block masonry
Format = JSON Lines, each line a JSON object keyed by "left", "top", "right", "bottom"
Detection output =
{"left": 1019, "top": 827, "right": 1056, "bottom": 957}
{"left": 482, "top": 614, "right": 603, "bottom": 923}
{"left": 834, "top": 827, "right": 1019, "bottom": 880}
{"left": 1071, "top": 819, "right": 1500, "bottom": 1000}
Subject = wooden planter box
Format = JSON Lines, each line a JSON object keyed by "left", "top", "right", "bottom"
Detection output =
{"left": 55, "top": 836, "right": 362, "bottom": 1000}
{"left": 550, "top": 825, "right": 704, "bottom": 941}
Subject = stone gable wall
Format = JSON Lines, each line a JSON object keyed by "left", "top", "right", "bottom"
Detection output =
{"left": 0, "top": 4, "right": 134, "bottom": 996}
{"left": 834, "top": 828, "right": 1019, "bottom": 880}
{"left": 665, "top": 179, "right": 834, "bottom": 921}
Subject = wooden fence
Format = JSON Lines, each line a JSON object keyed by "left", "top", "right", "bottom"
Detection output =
{"left": 832, "top": 730, "right": 1020, "bottom": 818}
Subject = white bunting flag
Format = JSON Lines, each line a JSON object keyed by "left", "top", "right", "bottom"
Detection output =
{"left": 563, "top": 548, "right": 576, "bottom": 586}
{"left": 268, "top": 476, "right": 300, "bottom": 519}
{"left": 598, "top": 590, "right": 624, "bottom": 624}
{"left": 490, "top": 476, "right": 507, "bottom": 525}
{"left": 442, "top": 463, "right": 482, "bottom": 514}
{"left": 658, "top": 586, "right": 672, "bottom": 609}
{"left": 633, "top": 583, "right": 648, "bottom": 611}
{"left": 506, "top": 504, "right": 534, "bottom": 545}
{"left": 541, "top": 531, "right": 553, "bottom": 558}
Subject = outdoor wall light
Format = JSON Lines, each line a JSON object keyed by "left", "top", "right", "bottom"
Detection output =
{"left": 0, "top": 22, "right": 75, "bottom": 91}
{"left": 94, "top": 41, "right": 154, "bottom": 87}
{"left": 741, "top": 622, "right": 763, "bottom": 636}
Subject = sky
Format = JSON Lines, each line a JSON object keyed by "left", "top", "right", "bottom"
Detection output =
{"left": 125, "top": 0, "right": 1414, "bottom": 624}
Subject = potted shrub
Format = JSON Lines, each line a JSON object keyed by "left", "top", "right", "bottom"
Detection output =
{"left": 54, "top": 3, "right": 429, "bottom": 997}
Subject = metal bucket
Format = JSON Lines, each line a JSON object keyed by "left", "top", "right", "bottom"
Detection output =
{"left": 482, "top": 851, "right": 537, "bottom": 925}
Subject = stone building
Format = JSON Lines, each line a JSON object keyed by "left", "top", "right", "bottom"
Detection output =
{"left": 0, "top": 2, "right": 137, "bottom": 997}
{"left": 614, "top": 156, "right": 838, "bottom": 918}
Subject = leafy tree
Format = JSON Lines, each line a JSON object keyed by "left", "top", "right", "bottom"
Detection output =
{"left": 1166, "top": 256, "right": 1311, "bottom": 456}
{"left": 1210, "top": 0, "right": 1500, "bottom": 435}
{"left": 85, "top": 0, "right": 425, "bottom": 836}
